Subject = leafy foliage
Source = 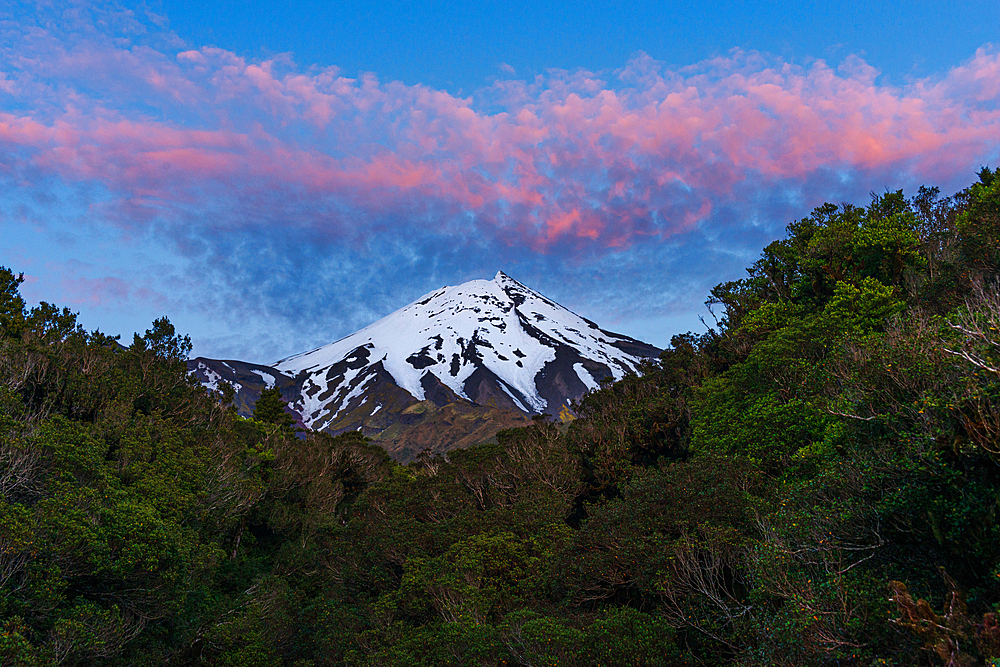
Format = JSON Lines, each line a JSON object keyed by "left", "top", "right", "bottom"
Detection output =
{"left": 252, "top": 387, "right": 294, "bottom": 428}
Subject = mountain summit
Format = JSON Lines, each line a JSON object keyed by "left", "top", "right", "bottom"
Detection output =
{"left": 190, "top": 272, "right": 660, "bottom": 459}
{"left": 274, "top": 272, "right": 659, "bottom": 427}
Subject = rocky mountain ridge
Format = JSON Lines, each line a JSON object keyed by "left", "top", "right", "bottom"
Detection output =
{"left": 188, "top": 272, "right": 660, "bottom": 460}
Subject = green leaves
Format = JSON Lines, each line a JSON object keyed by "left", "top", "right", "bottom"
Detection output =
{"left": 957, "top": 166, "right": 1000, "bottom": 272}
{"left": 0, "top": 267, "right": 26, "bottom": 340}
{"left": 252, "top": 386, "right": 294, "bottom": 428}
{"left": 824, "top": 277, "right": 904, "bottom": 334}
{"left": 130, "top": 317, "right": 192, "bottom": 363}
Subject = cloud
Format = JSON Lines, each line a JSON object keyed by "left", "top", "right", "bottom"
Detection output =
{"left": 1, "top": 3, "right": 999, "bottom": 358}
{"left": 5, "top": 42, "right": 998, "bottom": 248}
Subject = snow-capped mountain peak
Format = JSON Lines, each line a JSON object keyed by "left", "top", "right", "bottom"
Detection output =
{"left": 272, "top": 272, "right": 659, "bottom": 432}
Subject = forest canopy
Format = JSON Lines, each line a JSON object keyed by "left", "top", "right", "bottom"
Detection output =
{"left": 2, "top": 168, "right": 1000, "bottom": 666}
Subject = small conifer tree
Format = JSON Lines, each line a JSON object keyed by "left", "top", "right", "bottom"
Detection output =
{"left": 253, "top": 386, "right": 294, "bottom": 427}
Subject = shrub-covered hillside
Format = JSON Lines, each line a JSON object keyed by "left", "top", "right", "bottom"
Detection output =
{"left": 2, "top": 169, "right": 1000, "bottom": 666}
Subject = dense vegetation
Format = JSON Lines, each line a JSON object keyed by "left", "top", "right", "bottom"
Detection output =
{"left": 2, "top": 169, "right": 1000, "bottom": 665}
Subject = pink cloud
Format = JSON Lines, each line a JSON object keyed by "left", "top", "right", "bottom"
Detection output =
{"left": 61, "top": 275, "right": 131, "bottom": 306}
{"left": 53, "top": 270, "right": 172, "bottom": 313}
{"left": 2, "top": 20, "right": 999, "bottom": 254}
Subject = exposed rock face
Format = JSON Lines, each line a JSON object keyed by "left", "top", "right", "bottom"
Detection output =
{"left": 189, "top": 272, "right": 660, "bottom": 461}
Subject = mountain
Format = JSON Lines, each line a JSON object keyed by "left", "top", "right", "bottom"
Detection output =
{"left": 187, "top": 357, "right": 302, "bottom": 424}
{"left": 189, "top": 272, "right": 660, "bottom": 460}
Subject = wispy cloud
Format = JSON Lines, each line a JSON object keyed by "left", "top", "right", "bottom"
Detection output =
{"left": 2, "top": 2, "right": 998, "bottom": 358}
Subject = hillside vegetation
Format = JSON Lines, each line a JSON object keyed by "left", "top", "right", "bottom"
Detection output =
{"left": 2, "top": 169, "right": 1000, "bottom": 665}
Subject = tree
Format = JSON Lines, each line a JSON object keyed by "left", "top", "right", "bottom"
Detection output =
{"left": 0, "top": 267, "right": 26, "bottom": 339}
{"left": 130, "top": 316, "right": 191, "bottom": 362}
{"left": 253, "top": 387, "right": 294, "bottom": 428}
{"left": 957, "top": 166, "right": 1000, "bottom": 273}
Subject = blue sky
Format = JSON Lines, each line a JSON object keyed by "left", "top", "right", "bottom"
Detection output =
{"left": 1, "top": 0, "right": 998, "bottom": 361}
{"left": 161, "top": 0, "right": 996, "bottom": 93}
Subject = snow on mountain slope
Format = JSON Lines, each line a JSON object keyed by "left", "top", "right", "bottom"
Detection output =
{"left": 273, "top": 271, "right": 660, "bottom": 431}
{"left": 187, "top": 357, "right": 301, "bottom": 422}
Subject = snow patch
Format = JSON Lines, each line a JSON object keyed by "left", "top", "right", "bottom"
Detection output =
{"left": 251, "top": 369, "right": 276, "bottom": 389}
{"left": 573, "top": 363, "right": 600, "bottom": 392}
{"left": 192, "top": 361, "right": 239, "bottom": 394}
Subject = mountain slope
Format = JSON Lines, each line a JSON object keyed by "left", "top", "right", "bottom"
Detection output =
{"left": 187, "top": 357, "right": 301, "bottom": 423}
{"left": 190, "top": 272, "right": 660, "bottom": 459}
